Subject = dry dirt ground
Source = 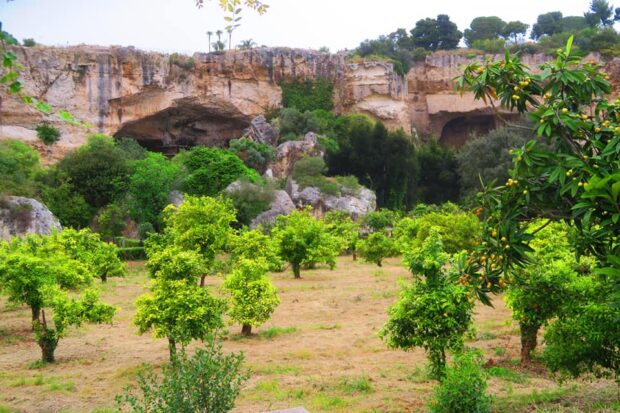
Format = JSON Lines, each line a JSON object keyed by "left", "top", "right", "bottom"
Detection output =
{"left": 0, "top": 257, "right": 617, "bottom": 413}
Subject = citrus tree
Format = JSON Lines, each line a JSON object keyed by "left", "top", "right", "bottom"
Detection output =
{"left": 55, "top": 228, "right": 126, "bottom": 282}
{"left": 229, "top": 228, "right": 283, "bottom": 271}
{"left": 135, "top": 247, "right": 226, "bottom": 359}
{"left": 323, "top": 210, "right": 360, "bottom": 259}
{"left": 272, "top": 208, "right": 339, "bottom": 278}
{"left": 223, "top": 258, "right": 279, "bottom": 335}
{"left": 505, "top": 221, "right": 596, "bottom": 363}
{"left": 456, "top": 37, "right": 619, "bottom": 376}
{"left": 162, "top": 195, "right": 236, "bottom": 285}
{"left": 381, "top": 229, "right": 473, "bottom": 379}
{"left": 0, "top": 234, "right": 115, "bottom": 362}
{"left": 356, "top": 232, "right": 399, "bottom": 267}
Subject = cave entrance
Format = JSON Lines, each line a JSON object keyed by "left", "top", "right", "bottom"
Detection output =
{"left": 114, "top": 103, "right": 250, "bottom": 156}
{"left": 439, "top": 115, "right": 498, "bottom": 148}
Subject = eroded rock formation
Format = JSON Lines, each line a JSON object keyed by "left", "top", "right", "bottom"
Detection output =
{"left": 1, "top": 45, "right": 618, "bottom": 157}
{"left": 0, "top": 196, "right": 62, "bottom": 240}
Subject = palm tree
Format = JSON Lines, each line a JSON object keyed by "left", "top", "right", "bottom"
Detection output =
{"left": 206, "top": 31, "right": 213, "bottom": 53}
{"left": 227, "top": 28, "right": 233, "bottom": 50}
{"left": 237, "top": 39, "right": 257, "bottom": 50}
{"left": 216, "top": 30, "right": 223, "bottom": 42}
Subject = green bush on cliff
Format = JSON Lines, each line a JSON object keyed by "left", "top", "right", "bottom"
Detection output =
{"left": 281, "top": 77, "right": 334, "bottom": 112}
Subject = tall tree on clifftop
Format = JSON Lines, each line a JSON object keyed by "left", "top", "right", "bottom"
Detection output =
{"left": 410, "top": 14, "right": 462, "bottom": 51}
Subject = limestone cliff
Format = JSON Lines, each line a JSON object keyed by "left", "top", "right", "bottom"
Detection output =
{"left": 1, "top": 45, "right": 618, "bottom": 158}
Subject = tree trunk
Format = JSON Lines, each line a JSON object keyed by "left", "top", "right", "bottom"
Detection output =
{"left": 31, "top": 305, "right": 40, "bottom": 323}
{"left": 200, "top": 274, "right": 207, "bottom": 287}
{"left": 377, "top": 260, "right": 382, "bottom": 267}
{"left": 38, "top": 332, "right": 58, "bottom": 363}
{"left": 241, "top": 324, "right": 252, "bottom": 336}
{"left": 292, "top": 262, "right": 301, "bottom": 279}
{"left": 168, "top": 338, "right": 177, "bottom": 361}
{"left": 101, "top": 273, "right": 107, "bottom": 283}
{"left": 520, "top": 322, "right": 539, "bottom": 364}
{"left": 352, "top": 251, "right": 357, "bottom": 261}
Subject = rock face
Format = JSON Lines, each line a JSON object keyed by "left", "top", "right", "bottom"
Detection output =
{"left": 286, "top": 179, "right": 376, "bottom": 220}
{"left": 1, "top": 45, "right": 618, "bottom": 157}
{"left": 244, "top": 115, "right": 277, "bottom": 146}
{"left": 250, "top": 190, "right": 296, "bottom": 228}
{"left": 268, "top": 132, "right": 324, "bottom": 179}
{"left": 0, "top": 196, "right": 62, "bottom": 240}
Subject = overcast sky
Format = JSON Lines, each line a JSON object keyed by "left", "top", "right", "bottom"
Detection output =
{"left": 0, "top": 0, "right": 605, "bottom": 54}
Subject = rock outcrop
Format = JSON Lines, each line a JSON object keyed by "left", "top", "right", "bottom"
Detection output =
{"left": 1, "top": 45, "right": 618, "bottom": 157}
{"left": 268, "top": 132, "right": 324, "bottom": 179}
{"left": 250, "top": 190, "right": 296, "bottom": 228}
{"left": 244, "top": 115, "right": 277, "bottom": 146}
{"left": 0, "top": 196, "right": 62, "bottom": 240}
{"left": 285, "top": 179, "right": 376, "bottom": 220}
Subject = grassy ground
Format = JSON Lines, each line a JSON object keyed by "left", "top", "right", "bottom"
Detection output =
{"left": 0, "top": 257, "right": 617, "bottom": 413}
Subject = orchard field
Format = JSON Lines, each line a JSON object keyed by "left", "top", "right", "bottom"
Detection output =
{"left": 0, "top": 257, "right": 616, "bottom": 413}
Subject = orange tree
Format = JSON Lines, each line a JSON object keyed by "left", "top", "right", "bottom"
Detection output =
{"left": 456, "top": 37, "right": 619, "bottom": 377}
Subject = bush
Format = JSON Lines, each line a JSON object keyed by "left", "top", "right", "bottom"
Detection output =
{"left": 116, "top": 341, "right": 248, "bottom": 413}
{"left": 226, "top": 181, "right": 274, "bottom": 227}
{"left": 40, "top": 176, "right": 93, "bottom": 229}
{"left": 471, "top": 38, "right": 507, "bottom": 53}
{"left": 176, "top": 147, "right": 259, "bottom": 197}
{"left": 362, "top": 209, "right": 399, "bottom": 232}
{"left": 57, "top": 134, "right": 131, "bottom": 208}
{"left": 127, "top": 152, "right": 180, "bottom": 229}
{"left": 406, "top": 209, "right": 482, "bottom": 255}
{"left": 416, "top": 140, "right": 460, "bottom": 205}
{"left": 22, "top": 38, "right": 36, "bottom": 47}
{"left": 35, "top": 123, "right": 61, "bottom": 145}
{"left": 456, "top": 123, "right": 543, "bottom": 197}
{"left": 429, "top": 351, "right": 492, "bottom": 413}
{"left": 281, "top": 77, "right": 334, "bottom": 112}
{"left": 292, "top": 157, "right": 341, "bottom": 196}
{"left": 228, "top": 138, "right": 275, "bottom": 173}
{"left": 169, "top": 53, "right": 195, "bottom": 70}
{"left": 0, "top": 139, "right": 40, "bottom": 197}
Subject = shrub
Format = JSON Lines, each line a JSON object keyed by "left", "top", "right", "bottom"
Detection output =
{"left": 116, "top": 342, "right": 248, "bottom": 413}
{"left": 456, "top": 123, "right": 541, "bottom": 197}
{"left": 127, "top": 152, "right": 180, "bottom": 229}
{"left": 229, "top": 138, "right": 275, "bottom": 172}
{"left": 223, "top": 258, "right": 280, "bottom": 335}
{"left": 225, "top": 180, "right": 274, "bottom": 227}
{"left": 281, "top": 77, "right": 334, "bottom": 112}
{"left": 35, "top": 123, "right": 61, "bottom": 145}
{"left": 57, "top": 134, "right": 131, "bottom": 208}
{"left": 323, "top": 210, "right": 360, "bottom": 257}
{"left": 471, "top": 38, "right": 507, "bottom": 53}
{"left": 416, "top": 139, "right": 460, "bottom": 205}
{"left": 292, "top": 156, "right": 341, "bottom": 196}
{"left": 169, "top": 53, "right": 195, "bottom": 70}
{"left": 22, "top": 38, "right": 36, "bottom": 47}
{"left": 40, "top": 177, "right": 93, "bottom": 229}
{"left": 0, "top": 139, "right": 40, "bottom": 197}
{"left": 176, "top": 147, "right": 259, "bottom": 197}
{"left": 362, "top": 209, "right": 399, "bottom": 233}
{"left": 429, "top": 351, "right": 492, "bottom": 412}
{"left": 406, "top": 209, "right": 482, "bottom": 255}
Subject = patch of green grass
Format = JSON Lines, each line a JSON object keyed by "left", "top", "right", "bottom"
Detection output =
{"left": 114, "top": 363, "right": 149, "bottom": 380}
{"left": 338, "top": 375, "right": 373, "bottom": 394}
{"left": 259, "top": 326, "right": 298, "bottom": 339}
{"left": 406, "top": 366, "right": 431, "bottom": 383}
{"left": 251, "top": 364, "right": 303, "bottom": 375}
{"left": 288, "top": 349, "right": 314, "bottom": 360}
{"left": 247, "top": 379, "right": 307, "bottom": 402}
{"left": 0, "top": 329, "right": 22, "bottom": 345}
{"left": 314, "top": 323, "right": 341, "bottom": 330}
{"left": 487, "top": 366, "right": 529, "bottom": 384}
{"left": 312, "top": 394, "right": 349, "bottom": 410}
{"left": 0, "top": 406, "right": 19, "bottom": 413}
{"left": 495, "top": 385, "right": 574, "bottom": 411}
{"left": 370, "top": 290, "right": 398, "bottom": 299}
{"left": 27, "top": 360, "right": 47, "bottom": 370}
{"left": 477, "top": 331, "right": 497, "bottom": 340}
{"left": 493, "top": 347, "right": 507, "bottom": 356}
{"left": 47, "top": 378, "right": 76, "bottom": 392}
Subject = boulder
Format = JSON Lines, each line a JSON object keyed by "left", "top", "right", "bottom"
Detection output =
{"left": 0, "top": 196, "right": 62, "bottom": 240}
{"left": 268, "top": 132, "right": 324, "bottom": 179}
{"left": 286, "top": 179, "right": 376, "bottom": 220}
{"left": 250, "top": 190, "right": 295, "bottom": 228}
{"left": 168, "top": 190, "right": 185, "bottom": 207}
{"left": 244, "top": 115, "right": 277, "bottom": 146}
